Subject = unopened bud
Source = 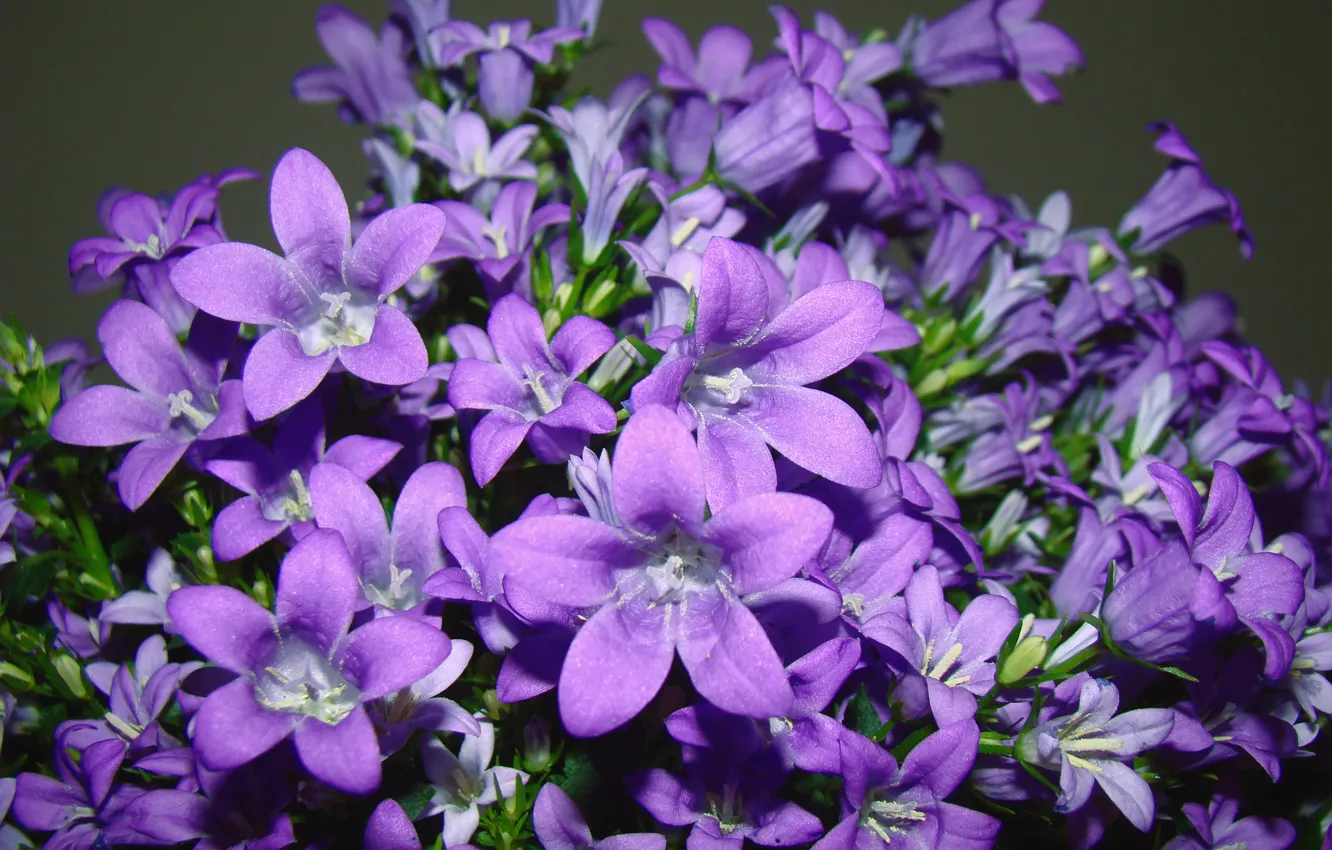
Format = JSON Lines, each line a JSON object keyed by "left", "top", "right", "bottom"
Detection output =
{"left": 52, "top": 654, "right": 87, "bottom": 699}
{"left": 522, "top": 717, "right": 555, "bottom": 772}
{"left": 998, "top": 635, "right": 1048, "bottom": 685}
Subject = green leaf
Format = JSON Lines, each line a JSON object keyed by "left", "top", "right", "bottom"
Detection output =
{"left": 622, "top": 336, "right": 663, "bottom": 368}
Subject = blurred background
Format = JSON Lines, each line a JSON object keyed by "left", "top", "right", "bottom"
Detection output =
{"left": 2, "top": 2, "right": 1328, "bottom": 381}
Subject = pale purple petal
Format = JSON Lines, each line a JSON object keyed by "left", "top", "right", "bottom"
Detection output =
{"left": 550, "top": 315, "right": 616, "bottom": 377}
{"left": 614, "top": 403, "right": 706, "bottom": 534}
{"left": 704, "top": 493, "right": 831, "bottom": 596}
{"left": 118, "top": 437, "right": 190, "bottom": 510}
{"left": 310, "top": 462, "right": 390, "bottom": 579}
{"left": 170, "top": 242, "right": 299, "bottom": 325}
{"left": 744, "top": 386, "right": 881, "bottom": 488}
{"left": 533, "top": 784, "right": 594, "bottom": 850}
{"left": 1091, "top": 759, "right": 1155, "bottom": 831}
{"left": 349, "top": 204, "right": 447, "bottom": 296}
{"left": 469, "top": 410, "right": 535, "bottom": 486}
{"left": 323, "top": 435, "right": 403, "bottom": 479}
{"left": 750, "top": 280, "right": 885, "bottom": 384}
{"left": 695, "top": 237, "right": 769, "bottom": 350}
{"left": 98, "top": 300, "right": 192, "bottom": 397}
{"left": 50, "top": 386, "right": 166, "bottom": 447}
{"left": 696, "top": 414, "right": 777, "bottom": 512}
{"left": 392, "top": 462, "right": 466, "bottom": 575}
{"left": 269, "top": 148, "right": 351, "bottom": 262}
{"left": 491, "top": 515, "right": 630, "bottom": 606}
{"left": 677, "top": 599, "right": 793, "bottom": 718}
{"left": 340, "top": 615, "right": 450, "bottom": 699}
{"left": 242, "top": 331, "right": 336, "bottom": 421}
{"left": 211, "top": 497, "right": 286, "bottom": 562}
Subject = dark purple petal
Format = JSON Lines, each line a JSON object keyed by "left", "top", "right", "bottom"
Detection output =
{"left": 366, "top": 799, "right": 423, "bottom": 850}
{"left": 211, "top": 497, "right": 287, "bottom": 562}
{"left": 677, "top": 598, "right": 794, "bottom": 718}
{"left": 192, "top": 679, "right": 298, "bottom": 771}
{"left": 292, "top": 705, "right": 381, "bottom": 795}
{"left": 533, "top": 784, "right": 594, "bottom": 850}
{"left": 898, "top": 718, "right": 979, "bottom": 798}
{"left": 167, "top": 586, "right": 275, "bottom": 673}
{"left": 117, "top": 437, "right": 190, "bottom": 510}
{"left": 123, "top": 789, "right": 208, "bottom": 844}
{"left": 275, "top": 529, "right": 358, "bottom": 648}
{"left": 12, "top": 773, "right": 82, "bottom": 832}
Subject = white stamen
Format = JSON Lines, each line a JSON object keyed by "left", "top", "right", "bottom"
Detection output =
{"left": 166, "top": 389, "right": 216, "bottom": 432}
{"left": 670, "top": 216, "right": 702, "bottom": 248}
{"left": 701, "top": 368, "right": 754, "bottom": 404}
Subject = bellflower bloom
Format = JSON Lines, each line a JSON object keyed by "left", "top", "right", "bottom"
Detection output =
{"left": 49, "top": 302, "right": 247, "bottom": 510}
{"left": 99, "top": 549, "right": 183, "bottom": 630}
{"left": 370, "top": 638, "right": 479, "bottom": 754}
{"left": 172, "top": 148, "right": 445, "bottom": 420}
{"left": 906, "top": 0, "right": 1083, "bottom": 103}
{"left": 420, "top": 720, "right": 527, "bottom": 847}
{"left": 12, "top": 732, "right": 148, "bottom": 850}
{"left": 1102, "top": 540, "right": 1226, "bottom": 663}
{"left": 1163, "top": 794, "right": 1296, "bottom": 850}
{"left": 581, "top": 152, "right": 649, "bottom": 265}
{"left": 391, "top": 0, "right": 451, "bottom": 68}
{"left": 767, "top": 637, "right": 861, "bottom": 773}
{"left": 710, "top": 81, "right": 821, "bottom": 194}
{"left": 814, "top": 720, "right": 998, "bottom": 850}
{"left": 166, "top": 529, "right": 452, "bottom": 794}
{"left": 415, "top": 110, "right": 539, "bottom": 193}
{"left": 293, "top": 3, "right": 420, "bottom": 126}
{"left": 1283, "top": 631, "right": 1332, "bottom": 721}
{"left": 535, "top": 784, "right": 664, "bottom": 850}
{"left": 630, "top": 237, "right": 885, "bottom": 510}
{"left": 447, "top": 294, "right": 616, "bottom": 485}
{"left": 80, "top": 635, "right": 190, "bottom": 756}
{"left": 642, "top": 19, "right": 772, "bottom": 105}
{"left": 490, "top": 404, "right": 833, "bottom": 736}
{"left": 432, "top": 20, "right": 582, "bottom": 122}
{"left": 1119, "top": 122, "right": 1254, "bottom": 259}
{"left": 310, "top": 460, "right": 466, "bottom": 613}
{"left": 546, "top": 94, "right": 647, "bottom": 192}
{"left": 863, "top": 565, "right": 1019, "bottom": 725}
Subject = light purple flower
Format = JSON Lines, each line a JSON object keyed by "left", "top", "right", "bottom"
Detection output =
{"left": 556, "top": 0, "right": 602, "bottom": 38}
{"left": 369, "top": 638, "right": 479, "bottom": 755}
{"left": 545, "top": 94, "right": 646, "bottom": 192}
{"left": 432, "top": 181, "right": 569, "bottom": 301}
{"left": 767, "top": 637, "right": 861, "bottom": 773}
{"left": 1163, "top": 793, "right": 1296, "bottom": 850}
{"left": 620, "top": 183, "right": 746, "bottom": 278}
{"left": 171, "top": 148, "right": 445, "bottom": 420}
{"left": 581, "top": 152, "right": 648, "bottom": 265}
{"left": 709, "top": 81, "right": 820, "bottom": 194}
{"left": 415, "top": 108, "right": 539, "bottom": 193}
{"left": 166, "top": 529, "right": 452, "bottom": 794}
{"left": 447, "top": 294, "right": 616, "bottom": 485}
{"left": 641, "top": 18, "right": 774, "bottom": 104}
{"left": 1017, "top": 677, "right": 1173, "bottom": 831}
{"left": 535, "top": 783, "right": 664, "bottom": 850}
{"left": 1119, "top": 122, "right": 1254, "bottom": 260}
{"left": 864, "top": 565, "right": 1018, "bottom": 725}
{"left": 204, "top": 398, "right": 401, "bottom": 562}
{"left": 365, "top": 137, "right": 421, "bottom": 209}
{"left": 490, "top": 404, "right": 833, "bottom": 736}
{"left": 48, "top": 600, "right": 110, "bottom": 659}
{"left": 293, "top": 3, "right": 420, "bottom": 126}
{"left": 814, "top": 720, "right": 998, "bottom": 850}
{"left": 49, "top": 302, "right": 247, "bottom": 510}
{"left": 432, "top": 20, "right": 582, "bottom": 121}
{"left": 99, "top": 549, "right": 182, "bottom": 630}
{"left": 80, "top": 635, "right": 192, "bottom": 757}
{"left": 1283, "top": 631, "right": 1332, "bottom": 721}
{"left": 390, "top": 0, "right": 451, "bottom": 68}
{"left": 310, "top": 460, "right": 465, "bottom": 613}
{"left": 906, "top": 0, "right": 1083, "bottom": 104}
{"left": 420, "top": 720, "right": 527, "bottom": 847}
{"left": 631, "top": 237, "right": 884, "bottom": 510}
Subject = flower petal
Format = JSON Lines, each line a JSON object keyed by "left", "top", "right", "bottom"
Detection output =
{"left": 749, "top": 280, "right": 884, "bottom": 385}
{"left": 392, "top": 462, "right": 466, "bottom": 577}
{"left": 170, "top": 242, "right": 299, "bottom": 325}
{"left": 192, "top": 678, "right": 297, "bottom": 771}
{"left": 1091, "top": 759, "right": 1155, "bottom": 831}
{"left": 211, "top": 496, "right": 287, "bottom": 562}
{"left": 365, "top": 799, "right": 422, "bottom": 850}
{"left": 167, "top": 586, "right": 276, "bottom": 673}
{"left": 744, "top": 386, "right": 882, "bottom": 488}
{"left": 309, "top": 462, "right": 391, "bottom": 582}
{"left": 50, "top": 385, "right": 166, "bottom": 447}
{"left": 490, "top": 515, "right": 631, "bottom": 607}
{"left": 677, "top": 598, "right": 793, "bottom": 719}
{"left": 117, "top": 437, "right": 190, "bottom": 510}
{"left": 275, "top": 529, "right": 359, "bottom": 649}
{"left": 242, "top": 330, "right": 336, "bottom": 421}
{"left": 613, "top": 403, "right": 706, "bottom": 534}
{"left": 337, "top": 305, "right": 428, "bottom": 386}
{"left": 704, "top": 493, "right": 830, "bottom": 596}
{"left": 550, "top": 315, "right": 616, "bottom": 377}
{"left": 533, "top": 784, "right": 594, "bottom": 850}
{"left": 99, "top": 300, "right": 191, "bottom": 396}
{"left": 348, "top": 204, "right": 446, "bottom": 296}
{"left": 487, "top": 294, "right": 556, "bottom": 372}
{"left": 293, "top": 705, "right": 381, "bottom": 795}
{"left": 270, "top": 148, "right": 351, "bottom": 263}
{"left": 694, "top": 236, "right": 769, "bottom": 350}
{"left": 340, "top": 615, "right": 451, "bottom": 700}
{"left": 696, "top": 413, "right": 777, "bottom": 512}
{"left": 558, "top": 602, "right": 674, "bottom": 737}
{"left": 468, "top": 410, "right": 534, "bottom": 487}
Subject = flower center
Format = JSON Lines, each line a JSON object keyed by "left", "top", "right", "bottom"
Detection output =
{"left": 520, "top": 363, "right": 562, "bottom": 419}
{"left": 297, "top": 291, "right": 377, "bottom": 355}
{"left": 364, "top": 563, "right": 419, "bottom": 611}
{"left": 166, "top": 389, "right": 217, "bottom": 435}
{"left": 919, "top": 639, "right": 970, "bottom": 687}
{"left": 861, "top": 798, "right": 927, "bottom": 842}
{"left": 689, "top": 366, "right": 754, "bottom": 407}
{"left": 260, "top": 470, "right": 314, "bottom": 524}
{"left": 126, "top": 231, "right": 166, "bottom": 260}
{"left": 643, "top": 532, "right": 722, "bottom": 607}
{"left": 254, "top": 637, "right": 360, "bottom": 725}
{"left": 670, "top": 216, "right": 702, "bottom": 248}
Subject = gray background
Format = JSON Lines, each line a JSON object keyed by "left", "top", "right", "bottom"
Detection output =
{"left": 2, "top": 2, "right": 1328, "bottom": 382}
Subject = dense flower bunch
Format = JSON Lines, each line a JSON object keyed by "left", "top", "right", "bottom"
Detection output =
{"left": 3, "top": 1, "right": 1331, "bottom": 848}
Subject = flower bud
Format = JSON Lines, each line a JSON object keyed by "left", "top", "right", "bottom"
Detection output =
{"left": 522, "top": 717, "right": 555, "bottom": 772}
{"left": 998, "top": 634, "right": 1049, "bottom": 685}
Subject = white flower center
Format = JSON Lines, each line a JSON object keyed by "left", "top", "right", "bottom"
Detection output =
{"left": 261, "top": 470, "right": 314, "bottom": 524}
{"left": 364, "top": 563, "right": 419, "bottom": 610}
{"left": 166, "top": 389, "right": 217, "bottom": 434}
{"left": 520, "top": 363, "right": 561, "bottom": 419}
{"left": 643, "top": 533, "right": 723, "bottom": 607}
{"left": 254, "top": 637, "right": 360, "bottom": 725}
{"left": 862, "top": 799, "right": 927, "bottom": 842}
{"left": 692, "top": 367, "right": 754, "bottom": 406}
{"left": 298, "top": 291, "right": 377, "bottom": 356}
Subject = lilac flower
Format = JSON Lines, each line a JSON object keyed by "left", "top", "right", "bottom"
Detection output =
{"left": 365, "top": 137, "right": 421, "bottom": 209}
{"left": 709, "top": 81, "right": 820, "bottom": 194}
{"left": 49, "top": 302, "right": 246, "bottom": 510}
{"left": 48, "top": 600, "right": 110, "bottom": 659}
{"left": 546, "top": 94, "right": 647, "bottom": 192}
{"left": 864, "top": 565, "right": 1018, "bottom": 725}
{"left": 420, "top": 720, "right": 527, "bottom": 846}
{"left": 905, "top": 0, "right": 1083, "bottom": 104}
{"left": 414, "top": 109, "right": 539, "bottom": 193}
{"left": 369, "top": 638, "right": 479, "bottom": 754}
{"left": 69, "top": 170, "right": 255, "bottom": 296}
{"left": 1102, "top": 540, "right": 1222, "bottom": 663}
{"left": 641, "top": 18, "right": 771, "bottom": 104}
{"left": 166, "top": 529, "right": 452, "bottom": 794}
{"left": 367, "top": 799, "right": 424, "bottom": 850}
{"left": 766, "top": 637, "right": 860, "bottom": 773}
{"left": 630, "top": 237, "right": 884, "bottom": 510}
{"left": 433, "top": 181, "right": 569, "bottom": 301}
{"left": 99, "top": 549, "right": 182, "bottom": 630}
{"left": 310, "top": 460, "right": 465, "bottom": 613}
{"left": 621, "top": 184, "right": 746, "bottom": 278}
{"left": 1017, "top": 677, "right": 1173, "bottom": 831}
{"left": 1150, "top": 460, "right": 1305, "bottom": 676}
{"left": 491, "top": 404, "right": 832, "bottom": 735}
{"left": 535, "top": 783, "right": 664, "bottom": 850}
{"left": 1283, "top": 631, "right": 1332, "bottom": 720}
{"left": 80, "top": 635, "right": 191, "bottom": 756}
{"left": 12, "top": 730, "right": 146, "bottom": 849}
{"left": 292, "top": 4, "right": 420, "bottom": 126}
{"left": 814, "top": 720, "right": 998, "bottom": 849}
{"left": 1119, "top": 122, "right": 1254, "bottom": 259}
{"left": 447, "top": 294, "right": 616, "bottom": 485}
{"left": 557, "top": 0, "right": 602, "bottom": 37}
{"left": 204, "top": 398, "right": 401, "bottom": 561}
{"left": 1163, "top": 794, "right": 1295, "bottom": 850}
{"left": 432, "top": 20, "right": 582, "bottom": 121}
{"left": 171, "top": 148, "right": 445, "bottom": 420}
{"left": 391, "top": 0, "right": 451, "bottom": 68}
{"left": 581, "top": 152, "right": 648, "bottom": 264}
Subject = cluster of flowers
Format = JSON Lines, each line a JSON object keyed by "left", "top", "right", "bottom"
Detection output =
{"left": 1, "top": 0, "right": 1329, "bottom": 847}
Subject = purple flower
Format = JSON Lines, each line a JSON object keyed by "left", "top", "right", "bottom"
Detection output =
{"left": 99, "top": 549, "right": 182, "bottom": 630}
{"left": 49, "top": 302, "right": 247, "bottom": 510}
{"left": 69, "top": 170, "right": 255, "bottom": 298}
{"left": 1016, "top": 677, "right": 1173, "bottom": 831}
{"left": 420, "top": 720, "right": 527, "bottom": 846}
{"left": 581, "top": 152, "right": 648, "bottom": 265}
{"left": 546, "top": 94, "right": 647, "bottom": 192}
{"left": 490, "top": 404, "right": 832, "bottom": 735}
{"left": 1283, "top": 631, "right": 1332, "bottom": 721}
{"left": 80, "top": 635, "right": 192, "bottom": 756}
{"left": 641, "top": 18, "right": 772, "bottom": 104}
{"left": 630, "top": 237, "right": 884, "bottom": 510}
{"left": 766, "top": 637, "right": 861, "bottom": 773}
{"left": 1119, "top": 122, "right": 1254, "bottom": 259}
{"left": 814, "top": 720, "right": 998, "bottom": 850}
{"left": 709, "top": 81, "right": 820, "bottom": 194}
{"left": 1150, "top": 460, "right": 1305, "bottom": 676}
{"left": 906, "top": 0, "right": 1083, "bottom": 103}
{"left": 1102, "top": 540, "right": 1220, "bottom": 663}
{"left": 166, "top": 529, "right": 451, "bottom": 794}
{"left": 48, "top": 600, "right": 110, "bottom": 659}
{"left": 171, "top": 148, "right": 445, "bottom": 420}
{"left": 390, "top": 0, "right": 451, "bottom": 69}
{"left": 433, "top": 181, "right": 569, "bottom": 301}
{"left": 621, "top": 184, "right": 746, "bottom": 278}
{"left": 310, "top": 460, "right": 465, "bottom": 613}
{"left": 863, "top": 565, "right": 1018, "bottom": 725}
{"left": 204, "top": 398, "right": 401, "bottom": 561}
{"left": 414, "top": 108, "right": 539, "bottom": 193}
{"left": 535, "top": 783, "right": 664, "bottom": 850}
{"left": 1163, "top": 793, "right": 1295, "bottom": 850}
{"left": 292, "top": 3, "right": 420, "bottom": 126}
{"left": 447, "top": 294, "right": 616, "bottom": 485}
{"left": 12, "top": 729, "right": 147, "bottom": 850}
{"left": 432, "top": 20, "right": 582, "bottom": 121}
